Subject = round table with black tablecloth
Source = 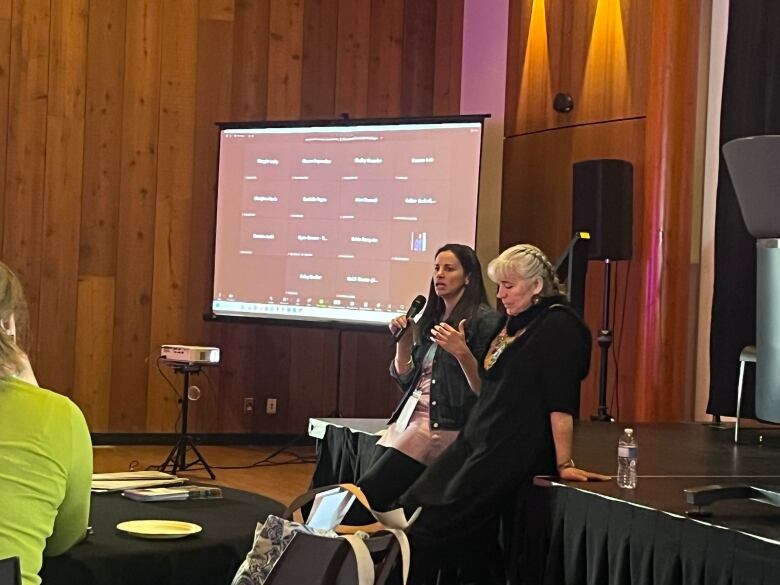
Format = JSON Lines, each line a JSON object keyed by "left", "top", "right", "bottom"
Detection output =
{"left": 40, "top": 486, "right": 284, "bottom": 585}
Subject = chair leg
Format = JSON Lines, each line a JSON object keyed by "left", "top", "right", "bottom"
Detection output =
{"left": 735, "top": 360, "right": 746, "bottom": 443}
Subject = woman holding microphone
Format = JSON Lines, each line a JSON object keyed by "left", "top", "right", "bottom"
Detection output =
{"left": 355, "top": 243, "right": 501, "bottom": 513}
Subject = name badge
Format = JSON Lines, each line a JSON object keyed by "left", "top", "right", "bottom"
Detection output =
{"left": 395, "top": 390, "right": 421, "bottom": 432}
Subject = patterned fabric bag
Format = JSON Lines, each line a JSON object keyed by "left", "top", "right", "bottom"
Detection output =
{"left": 231, "top": 484, "right": 417, "bottom": 585}
{"left": 230, "top": 515, "right": 344, "bottom": 585}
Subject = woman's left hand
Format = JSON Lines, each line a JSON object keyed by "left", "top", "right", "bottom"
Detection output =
{"left": 559, "top": 466, "right": 612, "bottom": 482}
{"left": 431, "top": 319, "right": 468, "bottom": 358}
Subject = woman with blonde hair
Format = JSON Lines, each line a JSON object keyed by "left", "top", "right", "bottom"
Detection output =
{"left": 401, "top": 244, "right": 608, "bottom": 584}
{"left": 0, "top": 262, "right": 92, "bottom": 585}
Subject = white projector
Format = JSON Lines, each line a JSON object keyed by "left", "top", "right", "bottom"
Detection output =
{"left": 161, "top": 345, "right": 220, "bottom": 364}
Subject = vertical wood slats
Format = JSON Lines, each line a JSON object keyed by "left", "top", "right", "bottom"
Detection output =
{"left": 74, "top": 0, "right": 126, "bottom": 431}
{"left": 79, "top": 0, "right": 125, "bottom": 278}
{"left": 0, "top": 0, "right": 464, "bottom": 433}
{"left": 506, "top": 0, "right": 651, "bottom": 138}
{"left": 339, "top": 330, "right": 400, "bottom": 418}
{"left": 432, "top": 0, "right": 463, "bottom": 115}
{"left": 2, "top": 0, "right": 50, "bottom": 361}
{"left": 288, "top": 328, "right": 340, "bottom": 423}
{"left": 36, "top": 0, "right": 88, "bottom": 395}
{"left": 205, "top": 0, "right": 272, "bottom": 436}
{"left": 301, "top": 0, "right": 339, "bottom": 118}
{"left": 73, "top": 276, "right": 115, "bottom": 431}
{"left": 246, "top": 326, "right": 293, "bottom": 434}
{"left": 109, "top": 0, "right": 163, "bottom": 431}
{"left": 267, "top": 0, "right": 304, "bottom": 120}
{"left": 633, "top": 0, "right": 702, "bottom": 421}
{"left": 185, "top": 3, "right": 234, "bottom": 432}
{"left": 186, "top": 3, "right": 233, "bottom": 350}
{"left": 503, "top": 0, "right": 525, "bottom": 137}
{"left": 0, "top": 3, "right": 13, "bottom": 249}
{"left": 199, "top": 0, "right": 234, "bottom": 21}
{"left": 231, "top": 0, "right": 269, "bottom": 121}
{"left": 368, "top": 0, "right": 404, "bottom": 116}
{"left": 145, "top": 0, "right": 198, "bottom": 431}
{"left": 334, "top": 0, "right": 371, "bottom": 118}
{"left": 401, "top": 0, "right": 436, "bottom": 116}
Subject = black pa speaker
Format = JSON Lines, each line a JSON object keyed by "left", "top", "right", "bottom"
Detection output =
{"left": 572, "top": 159, "right": 633, "bottom": 260}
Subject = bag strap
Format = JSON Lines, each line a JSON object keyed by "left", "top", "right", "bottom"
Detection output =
{"left": 342, "top": 534, "right": 375, "bottom": 585}
{"left": 335, "top": 484, "right": 414, "bottom": 584}
{"left": 341, "top": 530, "right": 412, "bottom": 585}
{"left": 383, "top": 528, "right": 410, "bottom": 585}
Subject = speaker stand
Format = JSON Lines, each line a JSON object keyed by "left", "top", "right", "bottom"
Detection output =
{"left": 592, "top": 259, "right": 615, "bottom": 422}
{"left": 157, "top": 362, "right": 216, "bottom": 479}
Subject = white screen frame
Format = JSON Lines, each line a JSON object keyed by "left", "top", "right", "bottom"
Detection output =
{"left": 209, "top": 115, "right": 487, "bottom": 327}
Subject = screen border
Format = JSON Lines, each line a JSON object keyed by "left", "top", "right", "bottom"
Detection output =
{"left": 206, "top": 113, "right": 489, "bottom": 329}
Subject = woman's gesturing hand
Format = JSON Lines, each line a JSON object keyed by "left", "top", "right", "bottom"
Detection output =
{"left": 431, "top": 319, "right": 469, "bottom": 358}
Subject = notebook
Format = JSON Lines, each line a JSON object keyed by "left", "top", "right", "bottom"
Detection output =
{"left": 122, "top": 485, "right": 223, "bottom": 502}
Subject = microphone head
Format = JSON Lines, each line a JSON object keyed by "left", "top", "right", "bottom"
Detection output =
{"left": 407, "top": 295, "right": 426, "bottom": 318}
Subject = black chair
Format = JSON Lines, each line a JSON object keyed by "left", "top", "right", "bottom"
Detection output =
{"left": 0, "top": 557, "right": 21, "bottom": 585}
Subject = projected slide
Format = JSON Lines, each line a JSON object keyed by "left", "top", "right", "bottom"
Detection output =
{"left": 212, "top": 118, "right": 483, "bottom": 325}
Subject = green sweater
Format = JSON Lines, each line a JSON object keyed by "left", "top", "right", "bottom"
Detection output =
{"left": 0, "top": 377, "right": 92, "bottom": 585}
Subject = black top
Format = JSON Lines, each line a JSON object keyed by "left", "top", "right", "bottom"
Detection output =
{"left": 401, "top": 299, "right": 591, "bottom": 535}
{"left": 388, "top": 304, "right": 503, "bottom": 430}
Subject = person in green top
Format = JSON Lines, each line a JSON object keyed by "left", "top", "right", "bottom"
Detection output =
{"left": 0, "top": 261, "right": 92, "bottom": 585}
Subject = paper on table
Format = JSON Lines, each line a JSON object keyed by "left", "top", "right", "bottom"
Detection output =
{"left": 92, "top": 471, "right": 177, "bottom": 481}
{"left": 91, "top": 478, "right": 188, "bottom": 493}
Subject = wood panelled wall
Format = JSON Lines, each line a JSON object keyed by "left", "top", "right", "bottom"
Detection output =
{"left": 502, "top": 0, "right": 702, "bottom": 421}
{"left": 0, "top": 0, "right": 465, "bottom": 433}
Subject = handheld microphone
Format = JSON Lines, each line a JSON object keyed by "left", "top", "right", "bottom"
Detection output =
{"left": 392, "top": 295, "right": 426, "bottom": 342}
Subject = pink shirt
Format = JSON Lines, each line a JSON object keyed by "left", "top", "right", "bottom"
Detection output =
{"left": 378, "top": 347, "right": 459, "bottom": 465}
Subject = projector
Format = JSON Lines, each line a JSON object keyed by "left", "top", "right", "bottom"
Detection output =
{"left": 161, "top": 345, "right": 220, "bottom": 364}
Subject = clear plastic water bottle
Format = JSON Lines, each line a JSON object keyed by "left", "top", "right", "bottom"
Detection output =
{"left": 617, "top": 428, "right": 638, "bottom": 488}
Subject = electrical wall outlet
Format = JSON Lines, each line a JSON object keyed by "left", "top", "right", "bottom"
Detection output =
{"left": 266, "top": 398, "right": 277, "bottom": 415}
{"left": 243, "top": 397, "right": 255, "bottom": 414}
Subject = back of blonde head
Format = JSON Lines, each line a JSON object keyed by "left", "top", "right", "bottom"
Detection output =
{"left": 487, "top": 244, "right": 560, "bottom": 296}
{"left": 0, "top": 261, "right": 28, "bottom": 377}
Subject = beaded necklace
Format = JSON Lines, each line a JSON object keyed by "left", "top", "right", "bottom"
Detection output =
{"left": 483, "top": 295, "right": 567, "bottom": 370}
{"left": 483, "top": 327, "right": 520, "bottom": 370}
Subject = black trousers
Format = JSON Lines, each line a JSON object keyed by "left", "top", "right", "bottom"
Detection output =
{"left": 406, "top": 508, "right": 505, "bottom": 585}
{"left": 355, "top": 446, "right": 506, "bottom": 585}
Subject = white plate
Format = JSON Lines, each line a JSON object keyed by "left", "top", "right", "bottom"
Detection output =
{"left": 116, "top": 519, "right": 202, "bottom": 539}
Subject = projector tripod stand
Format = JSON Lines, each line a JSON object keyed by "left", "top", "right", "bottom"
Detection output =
{"left": 158, "top": 362, "right": 215, "bottom": 479}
